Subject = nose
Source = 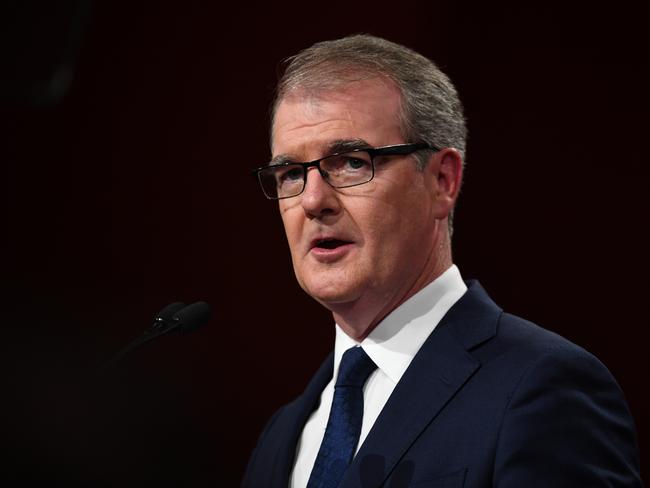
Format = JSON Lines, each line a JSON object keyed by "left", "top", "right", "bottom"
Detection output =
{"left": 300, "top": 166, "right": 341, "bottom": 218}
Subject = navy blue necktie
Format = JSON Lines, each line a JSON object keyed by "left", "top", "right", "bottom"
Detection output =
{"left": 307, "top": 346, "right": 378, "bottom": 488}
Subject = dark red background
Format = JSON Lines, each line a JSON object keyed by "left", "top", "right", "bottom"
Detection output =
{"left": 2, "top": 1, "right": 648, "bottom": 486}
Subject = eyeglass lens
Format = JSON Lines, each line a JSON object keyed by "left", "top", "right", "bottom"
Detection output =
{"left": 259, "top": 151, "right": 374, "bottom": 199}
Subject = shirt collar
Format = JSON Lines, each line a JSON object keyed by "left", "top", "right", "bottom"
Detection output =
{"left": 333, "top": 264, "right": 467, "bottom": 385}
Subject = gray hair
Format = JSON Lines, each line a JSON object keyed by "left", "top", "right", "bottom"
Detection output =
{"left": 271, "top": 34, "right": 467, "bottom": 165}
{"left": 270, "top": 34, "right": 467, "bottom": 234}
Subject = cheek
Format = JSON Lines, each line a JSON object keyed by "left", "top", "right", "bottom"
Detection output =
{"left": 356, "top": 204, "right": 403, "bottom": 263}
{"left": 359, "top": 192, "right": 430, "bottom": 256}
{"left": 280, "top": 206, "right": 301, "bottom": 243}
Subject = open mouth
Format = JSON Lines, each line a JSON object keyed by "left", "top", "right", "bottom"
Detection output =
{"left": 313, "top": 238, "right": 351, "bottom": 250}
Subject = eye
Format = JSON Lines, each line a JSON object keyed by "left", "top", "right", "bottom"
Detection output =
{"left": 277, "top": 166, "right": 303, "bottom": 183}
{"left": 345, "top": 157, "right": 367, "bottom": 170}
{"left": 324, "top": 152, "right": 371, "bottom": 171}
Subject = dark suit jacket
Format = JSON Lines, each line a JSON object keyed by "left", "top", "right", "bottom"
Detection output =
{"left": 242, "top": 281, "right": 642, "bottom": 487}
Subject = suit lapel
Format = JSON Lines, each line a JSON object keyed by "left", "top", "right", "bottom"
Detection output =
{"left": 272, "top": 351, "right": 334, "bottom": 486}
{"left": 341, "top": 281, "right": 501, "bottom": 487}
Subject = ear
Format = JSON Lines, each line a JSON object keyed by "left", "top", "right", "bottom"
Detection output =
{"left": 428, "top": 148, "right": 464, "bottom": 220}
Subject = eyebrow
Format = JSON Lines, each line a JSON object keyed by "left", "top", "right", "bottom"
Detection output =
{"left": 269, "top": 138, "right": 372, "bottom": 166}
{"left": 327, "top": 138, "right": 372, "bottom": 154}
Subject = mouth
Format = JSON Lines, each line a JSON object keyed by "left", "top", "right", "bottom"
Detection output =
{"left": 308, "top": 235, "right": 355, "bottom": 262}
{"left": 312, "top": 238, "right": 353, "bottom": 250}
{"left": 308, "top": 234, "right": 356, "bottom": 262}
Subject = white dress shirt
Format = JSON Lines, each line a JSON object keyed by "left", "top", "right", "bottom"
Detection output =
{"left": 290, "top": 265, "right": 468, "bottom": 488}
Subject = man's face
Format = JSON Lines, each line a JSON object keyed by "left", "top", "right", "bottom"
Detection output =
{"left": 272, "top": 78, "right": 444, "bottom": 327}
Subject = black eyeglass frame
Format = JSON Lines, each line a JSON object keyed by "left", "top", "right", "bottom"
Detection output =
{"left": 252, "top": 142, "right": 438, "bottom": 200}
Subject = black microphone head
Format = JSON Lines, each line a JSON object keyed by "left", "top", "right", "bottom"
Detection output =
{"left": 172, "top": 301, "right": 211, "bottom": 334}
{"left": 153, "top": 302, "right": 186, "bottom": 328}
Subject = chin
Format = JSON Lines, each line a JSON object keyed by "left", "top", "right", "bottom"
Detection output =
{"left": 307, "top": 286, "right": 355, "bottom": 306}
{"left": 294, "top": 260, "right": 369, "bottom": 305}
{"left": 300, "top": 277, "right": 361, "bottom": 308}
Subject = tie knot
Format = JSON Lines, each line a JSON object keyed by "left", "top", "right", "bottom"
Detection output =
{"left": 336, "top": 346, "right": 377, "bottom": 388}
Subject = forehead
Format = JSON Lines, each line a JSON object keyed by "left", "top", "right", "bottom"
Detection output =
{"left": 271, "top": 78, "right": 403, "bottom": 158}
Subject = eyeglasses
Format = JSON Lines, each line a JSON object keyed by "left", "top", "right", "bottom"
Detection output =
{"left": 253, "top": 143, "right": 436, "bottom": 200}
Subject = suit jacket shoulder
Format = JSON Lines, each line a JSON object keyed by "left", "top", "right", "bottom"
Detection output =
{"left": 242, "top": 281, "right": 643, "bottom": 488}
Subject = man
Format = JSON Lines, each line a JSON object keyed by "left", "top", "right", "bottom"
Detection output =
{"left": 243, "top": 35, "right": 642, "bottom": 487}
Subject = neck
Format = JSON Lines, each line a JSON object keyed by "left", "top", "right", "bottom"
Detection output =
{"left": 332, "top": 231, "right": 453, "bottom": 342}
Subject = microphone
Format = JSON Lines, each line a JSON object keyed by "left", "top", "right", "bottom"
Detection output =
{"left": 148, "top": 301, "right": 212, "bottom": 335}
{"left": 153, "top": 301, "right": 186, "bottom": 328}
{"left": 170, "top": 301, "right": 212, "bottom": 334}
{"left": 100, "top": 301, "right": 212, "bottom": 372}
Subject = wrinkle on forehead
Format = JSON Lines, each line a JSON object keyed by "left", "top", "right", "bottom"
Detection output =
{"left": 271, "top": 78, "right": 402, "bottom": 152}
